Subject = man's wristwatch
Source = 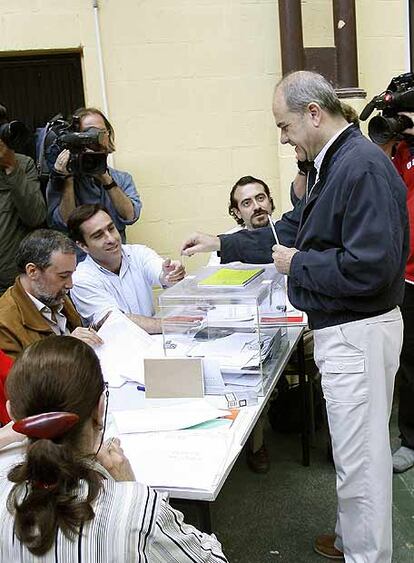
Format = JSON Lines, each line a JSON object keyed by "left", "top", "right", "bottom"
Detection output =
{"left": 103, "top": 180, "right": 117, "bottom": 191}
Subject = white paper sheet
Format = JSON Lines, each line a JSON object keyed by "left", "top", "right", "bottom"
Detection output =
{"left": 112, "top": 399, "right": 229, "bottom": 433}
{"left": 95, "top": 311, "right": 162, "bottom": 387}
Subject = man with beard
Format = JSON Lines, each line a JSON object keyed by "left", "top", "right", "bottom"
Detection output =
{"left": 0, "top": 229, "right": 102, "bottom": 358}
{"left": 208, "top": 176, "right": 275, "bottom": 266}
{"left": 208, "top": 176, "right": 274, "bottom": 472}
{"left": 229, "top": 175, "right": 275, "bottom": 229}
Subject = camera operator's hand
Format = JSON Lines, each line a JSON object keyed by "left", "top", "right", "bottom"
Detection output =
{"left": 54, "top": 149, "right": 71, "bottom": 176}
{"left": 94, "top": 169, "right": 112, "bottom": 184}
{"left": 0, "top": 139, "right": 17, "bottom": 174}
{"left": 378, "top": 139, "right": 399, "bottom": 158}
{"left": 399, "top": 112, "right": 414, "bottom": 136}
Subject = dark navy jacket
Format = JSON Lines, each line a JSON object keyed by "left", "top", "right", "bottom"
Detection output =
{"left": 219, "top": 126, "right": 409, "bottom": 330}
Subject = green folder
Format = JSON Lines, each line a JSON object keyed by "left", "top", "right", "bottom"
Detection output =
{"left": 198, "top": 268, "right": 264, "bottom": 288}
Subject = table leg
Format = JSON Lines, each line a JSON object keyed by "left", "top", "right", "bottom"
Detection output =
{"left": 197, "top": 500, "right": 212, "bottom": 534}
{"left": 171, "top": 499, "right": 213, "bottom": 534}
{"left": 297, "top": 335, "right": 310, "bottom": 466}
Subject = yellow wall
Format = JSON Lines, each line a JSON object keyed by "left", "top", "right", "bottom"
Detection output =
{"left": 0, "top": 0, "right": 409, "bottom": 271}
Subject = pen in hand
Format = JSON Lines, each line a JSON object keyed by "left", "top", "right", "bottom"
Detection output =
{"left": 268, "top": 214, "right": 279, "bottom": 245}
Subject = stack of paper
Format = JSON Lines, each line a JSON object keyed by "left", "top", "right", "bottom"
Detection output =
{"left": 120, "top": 429, "right": 237, "bottom": 491}
{"left": 112, "top": 399, "right": 229, "bottom": 434}
{"left": 222, "top": 372, "right": 262, "bottom": 388}
{"left": 198, "top": 268, "right": 264, "bottom": 288}
{"left": 186, "top": 332, "right": 275, "bottom": 371}
{"left": 117, "top": 406, "right": 253, "bottom": 492}
{"left": 95, "top": 312, "right": 163, "bottom": 387}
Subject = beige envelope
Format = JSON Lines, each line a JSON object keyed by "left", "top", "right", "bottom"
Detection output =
{"left": 144, "top": 358, "right": 204, "bottom": 398}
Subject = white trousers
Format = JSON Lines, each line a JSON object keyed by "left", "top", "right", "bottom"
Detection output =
{"left": 314, "top": 308, "right": 403, "bottom": 563}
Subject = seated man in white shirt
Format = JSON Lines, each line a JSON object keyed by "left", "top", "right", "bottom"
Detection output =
{"left": 208, "top": 175, "right": 275, "bottom": 266}
{"left": 68, "top": 204, "right": 185, "bottom": 334}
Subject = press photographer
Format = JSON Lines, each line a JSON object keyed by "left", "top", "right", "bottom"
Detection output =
{"left": 360, "top": 72, "right": 414, "bottom": 150}
{"left": 46, "top": 107, "right": 141, "bottom": 243}
{"left": 49, "top": 114, "right": 108, "bottom": 176}
{"left": 0, "top": 103, "right": 46, "bottom": 295}
{"left": 361, "top": 73, "right": 414, "bottom": 474}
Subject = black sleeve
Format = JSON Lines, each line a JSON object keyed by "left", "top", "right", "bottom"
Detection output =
{"left": 218, "top": 201, "right": 302, "bottom": 263}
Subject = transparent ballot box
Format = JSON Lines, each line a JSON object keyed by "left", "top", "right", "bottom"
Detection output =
{"left": 158, "top": 264, "right": 289, "bottom": 396}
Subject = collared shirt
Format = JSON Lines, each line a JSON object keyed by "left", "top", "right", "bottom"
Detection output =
{"left": 314, "top": 123, "right": 352, "bottom": 181}
{"left": 25, "top": 291, "right": 69, "bottom": 336}
{"left": 71, "top": 244, "right": 164, "bottom": 324}
{"left": 0, "top": 462, "right": 228, "bottom": 562}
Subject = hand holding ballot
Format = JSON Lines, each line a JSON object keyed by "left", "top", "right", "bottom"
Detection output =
{"left": 181, "top": 232, "right": 221, "bottom": 256}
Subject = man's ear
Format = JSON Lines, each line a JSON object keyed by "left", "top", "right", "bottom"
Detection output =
{"left": 25, "top": 262, "right": 39, "bottom": 279}
{"left": 232, "top": 207, "right": 242, "bottom": 220}
{"left": 6, "top": 400, "right": 15, "bottom": 422}
{"left": 76, "top": 241, "right": 89, "bottom": 255}
{"left": 307, "top": 102, "right": 323, "bottom": 127}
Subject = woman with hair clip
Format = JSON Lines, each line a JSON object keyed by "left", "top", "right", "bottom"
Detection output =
{"left": 0, "top": 336, "right": 228, "bottom": 562}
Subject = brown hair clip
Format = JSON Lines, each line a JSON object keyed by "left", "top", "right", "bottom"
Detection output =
{"left": 13, "top": 412, "right": 80, "bottom": 439}
{"left": 32, "top": 480, "right": 58, "bottom": 491}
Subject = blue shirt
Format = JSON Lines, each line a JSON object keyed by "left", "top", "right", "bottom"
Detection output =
{"left": 46, "top": 167, "right": 142, "bottom": 240}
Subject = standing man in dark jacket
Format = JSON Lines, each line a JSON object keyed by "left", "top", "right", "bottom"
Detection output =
{"left": 181, "top": 71, "right": 408, "bottom": 563}
{"left": 0, "top": 133, "right": 47, "bottom": 295}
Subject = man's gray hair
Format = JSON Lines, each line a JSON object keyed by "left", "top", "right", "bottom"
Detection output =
{"left": 276, "top": 71, "right": 342, "bottom": 116}
{"left": 16, "top": 229, "right": 77, "bottom": 273}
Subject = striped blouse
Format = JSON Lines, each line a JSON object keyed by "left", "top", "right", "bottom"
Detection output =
{"left": 0, "top": 464, "right": 228, "bottom": 562}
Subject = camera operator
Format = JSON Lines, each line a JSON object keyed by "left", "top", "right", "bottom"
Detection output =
{"left": 384, "top": 114, "right": 414, "bottom": 473}
{"left": 361, "top": 73, "right": 414, "bottom": 474}
{"left": 46, "top": 107, "right": 141, "bottom": 244}
{"left": 0, "top": 104, "right": 46, "bottom": 295}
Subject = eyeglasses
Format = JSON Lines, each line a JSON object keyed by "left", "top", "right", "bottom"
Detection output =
{"left": 95, "top": 382, "right": 109, "bottom": 457}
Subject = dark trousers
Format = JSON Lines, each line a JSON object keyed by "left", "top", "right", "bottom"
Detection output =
{"left": 398, "top": 282, "right": 414, "bottom": 449}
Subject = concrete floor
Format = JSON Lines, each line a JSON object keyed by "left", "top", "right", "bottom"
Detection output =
{"left": 176, "top": 404, "right": 414, "bottom": 563}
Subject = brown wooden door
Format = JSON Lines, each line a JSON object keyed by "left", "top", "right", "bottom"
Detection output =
{"left": 0, "top": 52, "right": 85, "bottom": 157}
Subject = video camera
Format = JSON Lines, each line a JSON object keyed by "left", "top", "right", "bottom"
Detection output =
{"left": 49, "top": 114, "right": 107, "bottom": 176}
{"left": 0, "top": 103, "right": 31, "bottom": 152}
{"left": 360, "top": 72, "right": 414, "bottom": 144}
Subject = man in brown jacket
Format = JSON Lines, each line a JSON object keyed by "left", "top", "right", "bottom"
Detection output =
{"left": 0, "top": 229, "right": 102, "bottom": 358}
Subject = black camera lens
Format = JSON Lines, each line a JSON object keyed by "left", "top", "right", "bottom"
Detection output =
{"left": 60, "top": 127, "right": 105, "bottom": 150}
{"left": 368, "top": 114, "right": 413, "bottom": 144}
{"left": 0, "top": 120, "right": 31, "bottom": 151}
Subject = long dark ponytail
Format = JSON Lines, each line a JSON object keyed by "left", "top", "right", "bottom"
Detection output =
{"left": 5, "top": 336, "right": 105, "bottom": 556}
